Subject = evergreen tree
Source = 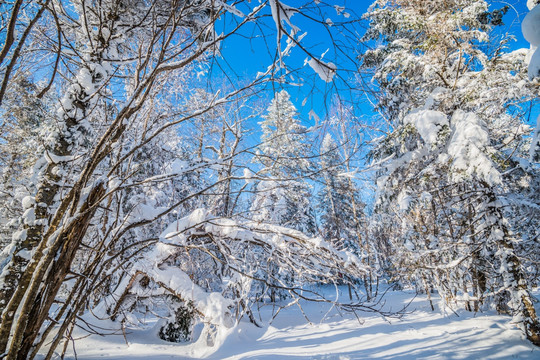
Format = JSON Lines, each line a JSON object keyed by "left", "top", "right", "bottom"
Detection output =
{"left": 318, "top": 134, "right": 363, "bottom": 254}
{"left": 252, "top": 90, "right": 315, "bottom": 234}
{"left": 0, "top": 78, "right": 50, "bottom": 248}
{"left": 251, "top": 90, "right": 315, "bottom": 301}
{"left": 362, "top": 0, "right": 540, "bottom": 345}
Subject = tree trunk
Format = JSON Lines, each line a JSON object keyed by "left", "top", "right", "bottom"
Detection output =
{"left": 11, "top": 184, "right": 105, "bottom": 359}
{"left": 482, "top": 185, "right": 540, "bottom": 346}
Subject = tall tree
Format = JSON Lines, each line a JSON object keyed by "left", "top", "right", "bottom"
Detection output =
{"left": 250, "top": 89, "right": 315, "bottom": 301}
{"left": 0, "top": 0, "right": 224, "bottom": 357}
{"left": 318, "top": 133, "right": 363, "bottom": 254}
{"left": 0, "top": 1, "right": 364, "bottom": 357}
{"left": 362, "top": 0, "right": 540, "bottom": 345}
{"left": 252, "top": 89, "right": 315, "bottom": 234}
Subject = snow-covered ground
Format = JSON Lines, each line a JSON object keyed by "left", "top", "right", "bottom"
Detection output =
{"left": 47, "top": 287, "right": 539, "bottom": 360}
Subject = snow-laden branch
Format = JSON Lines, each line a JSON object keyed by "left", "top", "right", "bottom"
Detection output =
{"left": 103, "top": 208, "right": 374, "bottom": 342}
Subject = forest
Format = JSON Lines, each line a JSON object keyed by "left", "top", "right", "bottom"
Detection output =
{"left": 0, "top": 0, "right": 539, "bottom": 359}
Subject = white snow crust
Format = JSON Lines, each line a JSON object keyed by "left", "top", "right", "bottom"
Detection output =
{"left": 404, "top": 110, "right": 448, "bottom": 145}
{"left": 307, "top": 57, "right": 337, "bottom": 82}
{"left": 21, "top": 196, "right": 35, "bottom": 210}
{"left": 522, "top": 5, "right": 540, "bottom": 46}
{"left": 44, "top": 287, "right": 540, "bottom": 360}
{"left": 528, "top": 46, "right": 540, "bottom": 80}
{"left": 447, "top": 110, "right": 501, "bottom": 185}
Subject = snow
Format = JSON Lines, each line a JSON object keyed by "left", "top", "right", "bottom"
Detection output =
{"left": 309, "top": 109, "right": 321, "bottom": 125}
{"left": 307, "top": 57, "right": 337, "bottom": 82}
{"left": 242, "top": 168, "right": 255, "bottom": 184}
{"left": 404, "top": 110, "right": 448, "bottom": 145}
{"left": 522, "top": 5, "right": 540, "bottom": 46}
{"left": 527, "top": 46, "right": 540, "bottom": 80}
{"left": 12, "top": 229, "right": 27, "bottom": 242}
{"left": 215, "top": 0, "right": 245, "bottom": 18}
{"left": 128, "top": 203, "right": 166, "bottom": 223}
{"left": 268, "top": 0, "right": 300, "bottom": 38}
{"left": 161, "top": 209, "right": 356, "bottom": 269}
{"left": 170, "top": 159, "right": 188, "bottom": 173}
{"left": 161, "top": 208, "right": 209, "bottom": 242}
{"left": 337, "top": 170, "right": 357, "bottom": 179}
{"left": 0, "top": 242, "right": 17, "bottom": 287}
{"left": 523, "top": 4, "right": 540, "bottom": 79}
{"left": 447, "top": 110, "right": 501, "bottom": 185}
{"left": 334, "top": 5, "right": 345, "bottom": 16}
{"left": 41, "top": 287, "right": 540, "bottom": 360}
{"left": 22, "top": 207, "right": 35, "bottom": 225}
{"left": 44, "top": 152, "right": 75, "bottom": 164}
{"left": 147, "top": 265, "right": 234, "bottom": 328}
{"left": 21, "top": 196, "right": 35, "bottom": 209}
{"left": 16, "top": 249, "right": 31, "bottom": 261}
{"left": 397, "top": 190, "right": 412, "bottom": 211}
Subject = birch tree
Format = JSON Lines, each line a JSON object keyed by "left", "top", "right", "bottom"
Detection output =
{"left": 0, "top": 1, "right": 368, "bottom": 357}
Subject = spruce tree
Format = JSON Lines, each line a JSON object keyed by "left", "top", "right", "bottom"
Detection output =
{"left": 362, "top": 0, "right": 540, "bottom": 345}
{"left": 318, "top": 134, "right": 363, "bottom": 254}
{"left": 252, "top": 90, "right": 315, "bottom": 234}
{"left": 251, "top": 90, "right": 315, "bottom": 301}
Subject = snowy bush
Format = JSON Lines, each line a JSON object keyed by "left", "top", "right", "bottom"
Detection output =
{"left": 159, "top": 300, "right": 195, "bottom": 343}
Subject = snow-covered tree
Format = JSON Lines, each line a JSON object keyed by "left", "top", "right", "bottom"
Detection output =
{"left": 249, "top": 90, "right": 315, "bottom": 302}
{"left": 523, "top": 2, "right": 540, "bottom": 163}
{"left": 105, "top": 208, "right": 373, "bottom": 343}
{"left": 362, "top": 0, "right": 540, "bottom": 345}
{"left": 0, "top": 78, "right": 51, "bottom": 247}
{"left": 318, "top": 134, "right": 363, "bottom": 254}
{"left": 252, "top": 90, "right": 315, "bottom": 234}
{"left": 0, "top": 0, "right": 224, "bottom": 357}
{"left": 318, "top": 133, "right": 369, "bottom": 299}
{"left": 0, "top": 1, "right": 366, "bottom": 357}
{"left": 185, "top": 88, "right": 255, "bottom": 218}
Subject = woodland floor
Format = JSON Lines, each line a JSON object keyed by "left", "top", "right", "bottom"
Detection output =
{"left": 42, "top": 286, "right": 540, "bottom": 360}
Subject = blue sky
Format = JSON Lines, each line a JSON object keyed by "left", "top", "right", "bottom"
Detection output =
{"left": 210, "top": 0, "right": 536, "bottom": 137}
{"left": 200, "top": 0, "right": 538, "bottom": 206}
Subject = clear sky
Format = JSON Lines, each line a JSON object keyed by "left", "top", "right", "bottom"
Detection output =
{"left": 210, "top": 1, "right": 536, "bottom": 134}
